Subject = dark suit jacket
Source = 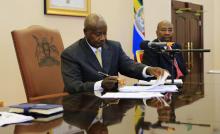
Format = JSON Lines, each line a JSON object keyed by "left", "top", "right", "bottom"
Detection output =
{"left": 63, "top": 94, "right": 101, "bottom": 129}
{"left": 61, "top": 38, "right": 148, "bottom": 93}
{"left": 63, "top": 94, "right": 136, "bottom": 130}
{"left": 140, "top": 39, "right": 187, "bottom": 79}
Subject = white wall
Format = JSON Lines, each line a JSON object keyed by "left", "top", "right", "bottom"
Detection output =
{"left": 144, "top": 0, "right": 171, "bottom": 40}
{"left": 0, "top": 0, "right": 133, "bottom": 105}
{"left": 213, "top": 0, "right": 220, "bottom": 68}
{"left": 213, "top": 0, "right": 220, "bottom": 130}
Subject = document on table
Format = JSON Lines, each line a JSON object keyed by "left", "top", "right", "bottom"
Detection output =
{"left": 101, "top": 71, "right": 175, "bottom": 99}
{"left": 138, "top": 79, "right": 183, "bottom": 85}
{"left": 118, "top": 85, "right": 178, "bottom": 93}
{"left": 101, "top": 92, "right": 164, "bottom": 99}
{"left": 149, "top": 70, "right": 170, "bottom": 87}
{"left": 0, "top": 112, "right": 34, "bottom": 126}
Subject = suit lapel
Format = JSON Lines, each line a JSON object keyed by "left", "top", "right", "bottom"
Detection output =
{"left": 80, "top": 39, "right": 102, "bottom": 71}
{"left": 102, "top": 43, "right": 112, "bottom": 73}
{"left": 162, "top": 53, "right": 172, "bottom": 64}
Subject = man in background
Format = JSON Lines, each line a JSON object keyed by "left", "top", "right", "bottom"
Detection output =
{"left": 140, "top": 20, "right": 187, "bottom": 79}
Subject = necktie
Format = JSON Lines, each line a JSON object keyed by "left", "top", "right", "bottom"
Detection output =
{"left": 167, "top": 46, "right": 183, "bottom": 79}
{"left": 95, "top": 49, "right": 102, "bottom": 67}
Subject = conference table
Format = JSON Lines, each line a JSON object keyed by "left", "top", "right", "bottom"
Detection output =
{"left": 0, "top": 84, "right": 215, "bottom": 134}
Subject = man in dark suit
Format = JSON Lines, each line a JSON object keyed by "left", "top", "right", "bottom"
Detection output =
{"left": 140, "top": 20, "right": 187, "bottom": 79}
{"left": 61, "top": 13, "right": 166, "bottom": 94}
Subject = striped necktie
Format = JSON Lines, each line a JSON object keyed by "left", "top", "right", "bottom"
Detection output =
{"left": 95, "top": 49, "right": 102, "bottom": 67}
{"left": 167, "top": 46, "right": 183, "bottom": 79}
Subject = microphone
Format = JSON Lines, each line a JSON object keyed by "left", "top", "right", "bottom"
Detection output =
{"left": 147, "top": 41, "right": 167, "bottom": 49}
{"left": 140, "top": 41, "right": 175, "bottom": 50}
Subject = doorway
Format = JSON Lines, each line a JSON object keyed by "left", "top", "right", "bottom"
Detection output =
{"left": 171, "top": 1, "right": 204, "bottom": 95}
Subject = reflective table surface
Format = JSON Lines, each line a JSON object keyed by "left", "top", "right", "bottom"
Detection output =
{"left": 0, "top": 82, "right": 219, "bottom": 134}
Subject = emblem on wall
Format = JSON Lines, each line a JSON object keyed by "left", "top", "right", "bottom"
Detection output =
{"left": 32, "top": 35, "right": 60, "bottom": 67}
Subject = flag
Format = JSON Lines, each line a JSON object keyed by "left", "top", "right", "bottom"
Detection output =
{"left": 133, "top": 0, "right": 145, "bottom": 58}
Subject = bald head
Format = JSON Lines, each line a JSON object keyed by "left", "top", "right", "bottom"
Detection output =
{"left": 84, "top": 13, "right": 107, "bottom": 32}
{"left": 157, "top": 20, "right": 173, "bottom": 31}
{"left": 83, "top": 13, "right": 107, "bottom": 48}
{"left": 156, "top": 20, "right": 174, "bottom": 42}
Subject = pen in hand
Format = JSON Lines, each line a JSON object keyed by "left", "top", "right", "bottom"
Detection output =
{"left": 99, "top": 72, "right": 118, "bottom": 92}
{"left": 98, "top": 71, "right": 110, "bottom": 77}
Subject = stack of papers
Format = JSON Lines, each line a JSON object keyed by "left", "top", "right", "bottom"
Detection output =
{"left": 101, "top": 92, "right": 163, "bottom": 99}
{"left": 0, "top": 112, "right": 34, "bottom": 126}
{"left": 118, "top": 85, "right": 178, "bottom": 93}
{"left": 101, "top": 71, "right": 178, "bottom": 99}
{"left": 138, "top": 79, "right": 183, "bottom": 85}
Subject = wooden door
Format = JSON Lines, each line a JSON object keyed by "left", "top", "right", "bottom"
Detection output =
{"left": 172, "top": 1, "right": 204, "bottom": 94}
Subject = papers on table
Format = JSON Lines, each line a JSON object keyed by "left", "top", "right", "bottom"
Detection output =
{"left": 116, "top": 71, "right": 178, "bottom": 93}
{"left": 134, "top": 71, "right": 170, "bottom": 90}
{"left": 101, "top": 92, "right": 164, "bottom": 99}
{"left": 155, "top": 70, "right": 171, "bottom": 85}
{"left": 138, "top": 79, "right": 183, "bottom": 85}
{"left": 0, "top": 112, "right": 34, "bottom": 126}
{"left": 118, "top": 85, "right": 178, "bottom": 93}
{"left": 100, "top": 71, "right": 178, "bottom": 99}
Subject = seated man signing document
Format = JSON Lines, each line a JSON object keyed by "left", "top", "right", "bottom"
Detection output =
{"left": 61, "top": 13, "right": 167, "bottom": 94}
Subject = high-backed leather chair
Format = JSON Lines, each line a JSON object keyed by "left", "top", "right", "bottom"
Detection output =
{"left": 11, "top": 25, "right": 68, "bottom": 102}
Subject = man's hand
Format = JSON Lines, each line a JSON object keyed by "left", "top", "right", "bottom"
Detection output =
{"left": 101, "top": 76, "right": 118, "bottom": 92}
{"left": 146, "top": 67, "right": 167, "bottom": 78}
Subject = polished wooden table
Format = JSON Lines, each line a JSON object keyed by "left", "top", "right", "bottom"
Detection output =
{"left": 0, "top": 86, "right": 214, "bottom": 134}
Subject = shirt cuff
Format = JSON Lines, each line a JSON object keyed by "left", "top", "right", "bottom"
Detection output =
{"left": 142, "top": 66, "right": 153, "bottom": 78}
{"left": 94, "top": 80, "right": 104, "bottom": 97}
